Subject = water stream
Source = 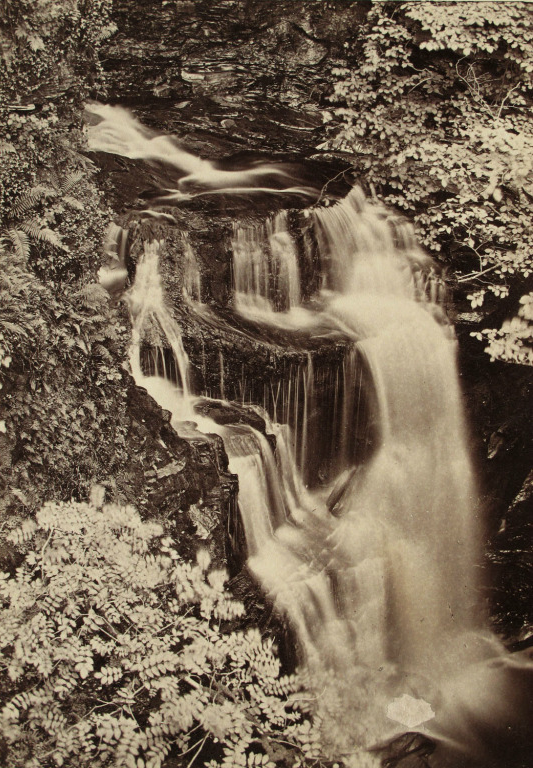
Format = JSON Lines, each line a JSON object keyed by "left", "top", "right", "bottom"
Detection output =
{"left": 94, "top": 105, "right": 528, "bottom": 764}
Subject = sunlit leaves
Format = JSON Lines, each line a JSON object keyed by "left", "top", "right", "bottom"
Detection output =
{"left": 0, "top": 497, "right": 327, "bottom": 768}
{"left": 472, "top": 292, "right": 533, "bottom": 364}
{"left": 326, "top": 1, "right": 533, "bottom": 364}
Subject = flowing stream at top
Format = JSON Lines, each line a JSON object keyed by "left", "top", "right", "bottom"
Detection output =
{"left": 95, "top": 106, "right": 516, "bottom": 762}
{"left": 87, "top": 103, "right": 318, "bottom": 201}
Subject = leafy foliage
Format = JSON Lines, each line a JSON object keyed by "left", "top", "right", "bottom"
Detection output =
{"left": 325, "top": 1, "right": 533, "bottom": 364}
{"left": 0, "top": 0, "right": 116, "bottom": 106}
{"left": 0, "top": 495, "right": 337, "bottom": 768}
{"left": 0, "top": 0, "right": 129, "bottom": 505}
{"left": 473, "top": 291, "right": 533, "bottom": 365}
{"left": 1, "top": 166, "right": 110, "bottom": 280}
{"left": 0, "top": 242, "right": 130, "bottom": 503}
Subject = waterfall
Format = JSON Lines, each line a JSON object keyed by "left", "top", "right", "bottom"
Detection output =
{"left": 119, "top": 177, "right": 510, "bottom": 758}
{"left": 128, "top": 240, "right": 192, "bottom": 419}
{"left": 237, "top": 189, "right": 493, "bottom": 751}
{"left": 232, "top": 210, "right": 301, "bottom": 316}
{"left": 86, "top": 103, "right": 318, "bottom": 201}
{"left": 125, "top": 239, "right": 318, "bottom": 570}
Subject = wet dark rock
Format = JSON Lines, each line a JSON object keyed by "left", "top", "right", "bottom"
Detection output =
{"left": 103, "top": 0, "right": 367, "bottom": 157}
{"left": 457, "top": 328, "right": 533, "bottom": 639}
{"left": 374, "top": 733, "right": 436, "bottom": 768}
{"left": 194, "top": 396, "right": 274, "bottom": 441}
{"left": 487, "top": 468, "right": 533, "bottom": 644}
{"left": 121, "top": 375, "right": 237, "bottom": 566}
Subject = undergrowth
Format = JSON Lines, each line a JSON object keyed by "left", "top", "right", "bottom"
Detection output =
{"left": 0, "top": 491, "right": 358, "bottom": 768}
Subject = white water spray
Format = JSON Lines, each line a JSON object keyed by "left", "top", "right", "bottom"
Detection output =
{"left": 121, "top": 184, "right": 522, "bottom": 761}
{"left": 86, "top": 103, "right": 318, "bottom": 200}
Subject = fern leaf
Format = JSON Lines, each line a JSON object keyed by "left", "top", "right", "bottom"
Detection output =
{"left": 75, "top": 283, "right": 109, "bottom": 310}
{"left": 10, "top": 185, "right": 57, "bottom": 218}
{"left": 40, "top": 227, "right": 64, "bottom": 249}
{"left": 60, "top": 170, "right": 85, "bottom": 196}
{"left": 4, "top": 229, "right": 30, "bottom": 260}
{"left": 0, "top": 141, "right": 16, "bottom": 156}
{"left": 19, "top": 219, "right": 63, "bottom": 249}
{"left": 63, "top": 195, "right": 84, "bottom": 211}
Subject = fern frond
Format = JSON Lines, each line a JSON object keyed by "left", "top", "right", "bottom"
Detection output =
{"left": 4, "top": 228, "right": 30, "bottom": 260}
{"left": 63, "top": 195, "right": 84, "bottom": 211}
{"left": 19, "top": 219, "right": 63, "bottom": 249}
{"left": 75, "top": 283, "right": 109, "bottom": 310}
{"left": 10, "top": 185, "right": 57, "bottom": 218}
{"left": 60, "top": 170, "right": 85, "bottom": 196}
{"left": 47, "top": 170, "right": 61, "bottom": 190}
{"left": 0, "top": 141, "right": 16, "bottom": 156}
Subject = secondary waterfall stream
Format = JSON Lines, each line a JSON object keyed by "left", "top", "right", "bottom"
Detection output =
{"left": 91, "top": 105, "right": 525, "bottom": 764}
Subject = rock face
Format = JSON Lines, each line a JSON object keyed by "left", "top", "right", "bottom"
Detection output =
{"left": 458, "top": 339, "right": 533, "bottom": 641}
{"left": 102, "top": 0, "right": 366, "bottom": 155}
{"left": 120, "top": 375, "right": 237, "bottom": 567}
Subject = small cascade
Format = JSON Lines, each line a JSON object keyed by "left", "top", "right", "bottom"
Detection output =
{"left": 313, "top": 186, "right": 428, "bottom": 297}
{"left": 223, "top": 426, "right": 290, "bottom": 555}
{"left": 97, "top": 223, "right": 129, "bottom": 294}
{"left": 86, "top": 103, "right": 318, "bottom": 201}
{"left": 232, "top": 210, "right": 301, "bottom": 315}
{"left": 181, "top": 233, "right": 202, "bottom": 304}
{"left": 128, "top": 240, "right": 192, "bottom": 418}
{"left": 268, "top": 211, "right": 301, "bottom": 309}
{"left": 233, "top": 349, "right": 374, "bottom": 487}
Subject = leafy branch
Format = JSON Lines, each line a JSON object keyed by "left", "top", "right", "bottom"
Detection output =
{"left": 0, "top": 494, "right": 337, "bottom": 768}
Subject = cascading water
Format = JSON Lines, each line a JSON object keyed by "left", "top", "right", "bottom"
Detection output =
{"left": 311, "top": 189, "right": 482, "bottom": 670}
{"left": 126, "top": 239, "right": 313, "bottom": 555}
{"left": 86, "top": 103, "right": 318, "bottom": 201}
{"left": 96, "top": 104, "right": 526, "bottom": 763}
{"left": 230, "top": 188, "right": 496, "bottom": 753}
{"left": 128, "top": 239, "right": 192, "bottom": 419}
{"left": 232, "top": 210, "right": 301, "bottom": 315}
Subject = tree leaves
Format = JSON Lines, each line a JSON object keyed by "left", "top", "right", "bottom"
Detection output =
{"left": 327, "top": 1, "right": 533, "bottom": 364}
{"left": 0, "top": 497, "right": 328, "bottom": 768}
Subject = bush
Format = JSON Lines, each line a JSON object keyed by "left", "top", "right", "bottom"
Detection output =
{"left": 0, "top": 0, "right": 131, "bottom": 503}
{"left": 0, "top": 492, "right": 335, "bottom": 768}
{"left": 325, "top": 1, "right": 533, "bottom": 364}
{"left": 0, "top": 242, "right": 130, "bottom": 503}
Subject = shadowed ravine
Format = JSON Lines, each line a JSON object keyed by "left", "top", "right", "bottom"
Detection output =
{"left": 92, "top": 106, "right": 532, "bottom": 767}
